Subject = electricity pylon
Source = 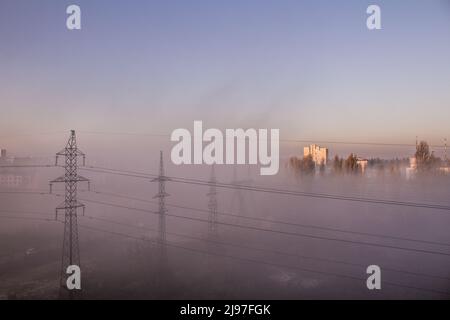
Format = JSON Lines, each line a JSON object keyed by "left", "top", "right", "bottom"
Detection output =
{"left": 207, "top": 164, "right": 218, "bottom": 237}
{"left": 50, "top": 130, "right": 89, "bottom": 300}
{"left": 444, "top": 138, "right": 448, "bottom": 164}
{"left": 151, "top": 151, "right": 169, "bottom": 272}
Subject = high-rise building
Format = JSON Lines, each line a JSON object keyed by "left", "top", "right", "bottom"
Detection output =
{"left": 303, "top": 144, "right": 328, "bottom": 165}
{"left": 0, "top": 149, "right": 6, "bottom": 158}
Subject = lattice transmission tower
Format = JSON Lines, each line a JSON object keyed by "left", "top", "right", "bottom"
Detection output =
{"left": 50, "top": 130, "right": 90, "bottom": 299}
{"left": 207, "top": 164, "right": 218, "bottom": 237}
{"left": 151, "top": 151, "right": 169, "bottom": 271}
{"left": 444, "top": 138, "right": 448, "bottom": 164}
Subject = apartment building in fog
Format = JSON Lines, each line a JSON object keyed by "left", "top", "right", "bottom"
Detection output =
{"left": 303, "top": 144, "right": 329, "bottom": 166}
{"left": 0, "top": 150, "right": 38, "bottom": 188}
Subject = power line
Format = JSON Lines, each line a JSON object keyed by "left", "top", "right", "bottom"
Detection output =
{"left": 0, "top": 131, "right": 66, "bottom": 138}
{"left": 67, "top": 195, "right": 450, "bottom": 258}
{"left": 0, "top": 209, "right": 448, "bottom": 296}
{"left": 3, "top": 207, "right": 448, "bottom": 283}
{"left": 2, "top": 128, "right": 450, "bottom": 298}
{"left": 82, "top": 188, "right": 450, "bottom": 248}
{"left": 7, "top": 165, "right": 450, "bottom": 245}
{"left": 0, "top": 190, "right": 50, "bottom": 195}
{"left": 79, "top": 214, "right": 450, "bottom": 282}
{"left": 78, "top": 131, "right": 167, "bottom": 138}
{"left": 79, "top": 165, "right": 450, "bottom": 213}
{"left": 80, "top": 166, "right": 157, "bottom": 178}
{"left": 283, "top": 139, "right": 446, "bottom": 149}
{"left": 0, "top": 209, "right": 54, "bottom": 216}
{"left": 169, "top": 180, "right": 450, "bottom": 213}
{"left": 76, "top": 130, "right": 448, "bottom": 148}
{"left": 0, "top": 165, "right": 55, "bottom": 168}
{"left": 2, "top": 206, "right": 449, "bottom": 282}
{"left": 3, "top": 183, "right": 450, "bottom": 255}
{"left": 1, "top": 210, "right": 448, "bottom": 283}
{"left": 75, "top": 220, "right": 450, "bottom": 297}
{"left": 0, "top": 214, "right": 55, "bottom": 222}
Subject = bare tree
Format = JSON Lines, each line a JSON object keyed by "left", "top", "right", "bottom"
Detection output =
{"left": 333, "top": 155, "right": 343, "bottom": 174}
{"left": 288, "top": 154, "right": 315, "bottom": 177}
{"left": 415, "top": 141, "right": 440, "bottom": 172}
{"left": 344, "top": 153, "right": 359, "bottom": 174}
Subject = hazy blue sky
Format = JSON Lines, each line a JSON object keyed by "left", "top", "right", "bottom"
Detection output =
{"left": 1, "top": 0, "right": 450, "bottom": 149}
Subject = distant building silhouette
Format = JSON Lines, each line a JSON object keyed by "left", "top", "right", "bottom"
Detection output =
{"left": 0, "top": 153, "right": 37, "bottom": 188}
{"left": 303, "top": 144, "right": 328, "bottom": 166}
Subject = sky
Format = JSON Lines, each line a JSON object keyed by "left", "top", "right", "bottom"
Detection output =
{"left": 1, "top": 0, "right": 450, "bottom": 156}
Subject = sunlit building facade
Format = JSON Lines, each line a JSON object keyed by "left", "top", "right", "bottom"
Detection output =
{"left": 303, "top": 144, "right": 329, "bottom": 166}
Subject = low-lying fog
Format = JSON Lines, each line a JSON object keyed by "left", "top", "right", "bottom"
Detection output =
{"left": 1, "top": 134, "right": 450, "bottom": 299}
